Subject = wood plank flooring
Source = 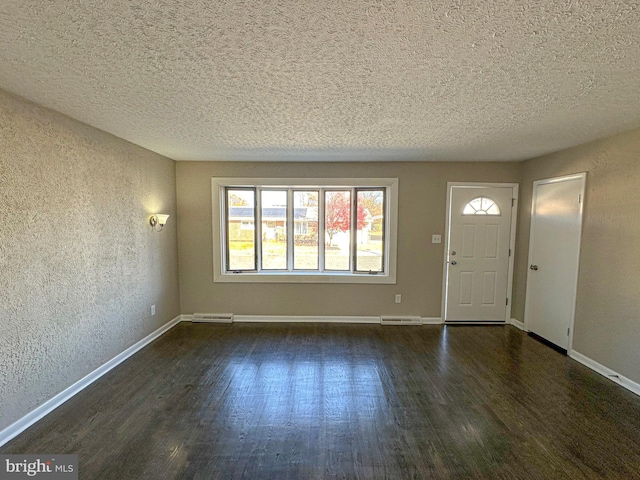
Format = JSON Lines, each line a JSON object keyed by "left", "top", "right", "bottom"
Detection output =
{"left": 3, "top": 323, "right": 640, "bottom": 479}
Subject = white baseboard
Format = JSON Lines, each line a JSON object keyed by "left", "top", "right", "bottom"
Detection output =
{"left": 570, "top": 350, "right": 640, "bottom": 397}
{"left": 0, "top": 315, "right": 183, "bottom": 448}
{"left": 510, "top": 318, "right": 526, "bottom": 331}
{"left": 421, "top": 317, "right": 443, "bottom": 325}
{"left": 233, "top": 315, "right": 380, "bottom": 324}
{"left": 205, "top": 315, "right": 444, "bottom": 325}
{"left": 180, "top": 314, "right": 193, "bottom": 322}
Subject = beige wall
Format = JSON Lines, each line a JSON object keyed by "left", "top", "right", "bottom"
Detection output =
{"left": 0, "top": 90, "right": 180, "bottom": 433}
{"left": 513, "top": 127, "right": 640, "bottom": 384}
{"left": 176, "top": 161, "right": 521, "bottom": 318}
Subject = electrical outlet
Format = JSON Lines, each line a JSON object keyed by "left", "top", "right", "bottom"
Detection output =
{"left": 151, "top": 305, "right": 156, "bottom": 316}
{"left": 432, "top": 234, "right": 442, "bottom": 244}
{"left": 395, "top": 294, "right": 402, "bottom": 304}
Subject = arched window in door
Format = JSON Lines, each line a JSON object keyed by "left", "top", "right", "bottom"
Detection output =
{"left": 463, "top": 197, "right": 501, "bottom": 215}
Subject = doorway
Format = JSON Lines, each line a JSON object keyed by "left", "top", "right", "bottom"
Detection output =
{"left": 524, "top": 173, "right": 586, "bottom": 351}
{"left": 443, "top": 183, "right": 518, "bottom": 323}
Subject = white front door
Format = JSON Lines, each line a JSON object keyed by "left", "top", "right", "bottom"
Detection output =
{"left": 444, "top": 185, "right": 516, "bottom": 322}
{"left": 525, "top": 174, "right": 586, "bottom": 350}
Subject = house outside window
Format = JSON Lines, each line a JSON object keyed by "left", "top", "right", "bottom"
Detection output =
{"left": 212, "top": 178, "right": 398, "bottom": 284}
{"left": 295, "top": 221, "right": 308, "bottom": 235}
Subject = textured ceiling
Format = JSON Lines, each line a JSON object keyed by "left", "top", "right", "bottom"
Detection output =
{"left": 0, "top": 1, "right": 639, "bottom": 162}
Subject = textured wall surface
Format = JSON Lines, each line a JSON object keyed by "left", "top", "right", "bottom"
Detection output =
{"left": 177, "top": 161, "right": 521, "bottom": 317}
{"left": 0, "top": 89, "right": 180, "bottom": 432}
{"left": 512, "top": 127, "right": 640, "bottom": 384}
{"left": 0, "top": 1, "right": 639, "bottom": 162}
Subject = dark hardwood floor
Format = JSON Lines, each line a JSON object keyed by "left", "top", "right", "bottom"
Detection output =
{"left": 3, "top": 323, "right": 640, "bottom": 479}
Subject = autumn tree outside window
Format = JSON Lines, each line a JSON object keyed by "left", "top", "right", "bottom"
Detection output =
{"left": 212, "top": 178, "right": 398, "bottom": 284}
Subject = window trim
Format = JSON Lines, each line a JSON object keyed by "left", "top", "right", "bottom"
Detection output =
{"left": 212, "top": 177, "right": 398, "bottom": 284}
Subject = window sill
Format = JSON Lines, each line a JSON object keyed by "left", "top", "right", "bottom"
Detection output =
{"left": 214, "top": 271, "right": 396, "bottom": 284}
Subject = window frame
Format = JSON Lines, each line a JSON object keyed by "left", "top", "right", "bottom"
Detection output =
{"left": 462, "top": 196, "right": 501, "bottom": 216}
{"left": 212, "top": 177, "right": 398, "bottom": 284}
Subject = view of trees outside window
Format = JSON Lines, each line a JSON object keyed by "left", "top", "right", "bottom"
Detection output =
{"left": 225, "top": 186, "right": 386, "bottom": 273}
{"left": 325, "top": 191, "right": 359, "bottom": 270}
{"left": 356, "top": 190, "right": 384, "bottom": 272}
{"left": 293, "top": 191, "right": 319, "bottom": 270}
{"left": 261, "top": 190, "right": 288, "bottom": 269}
{"left": 226, "top": 189, "right": 255, "bottom": 270}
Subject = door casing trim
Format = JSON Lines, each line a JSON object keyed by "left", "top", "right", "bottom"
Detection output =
{"left": 441, "top": 182, "right": 519, "bottom": 323}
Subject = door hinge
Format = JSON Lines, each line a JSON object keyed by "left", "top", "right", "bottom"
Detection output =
{"left": 506, "top": 298, "right": 509, "bottom": 306}
{"left": 512, "top": 198, "right": 515, "bottom": 207}
{"left": 567, "top": 327, "right": 570, "bottom": 336}
{"left": 509, "top": 248, "right": 512, "bottom": 257}
{"left": 578, "top": 194, "right": 581, "bottom": 204}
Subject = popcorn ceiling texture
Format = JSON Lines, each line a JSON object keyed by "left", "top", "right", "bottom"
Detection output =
{"left": 0, "top": 89, "right": 180, "bottom": 433}
{"left": 0, "top": 1, "right": 639, "bottom": 162}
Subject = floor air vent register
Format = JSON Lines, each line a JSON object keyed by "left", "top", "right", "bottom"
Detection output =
{"left": 379, "top": 316, "right": 422, "bottom": 325}
{"left": 192, "top": 313, "right": 234, "bottom": 323}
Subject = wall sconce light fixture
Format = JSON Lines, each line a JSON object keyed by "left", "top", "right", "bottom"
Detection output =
{"left": 150, "top": 214, "right": 170, "bottom": 232}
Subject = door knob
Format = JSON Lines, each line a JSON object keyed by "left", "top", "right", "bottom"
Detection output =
{"left": 450, "top": 260, "right": 457, "bottom": 265}
{"left": 530, "top": 264, "right": 538, "bottom": 271}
